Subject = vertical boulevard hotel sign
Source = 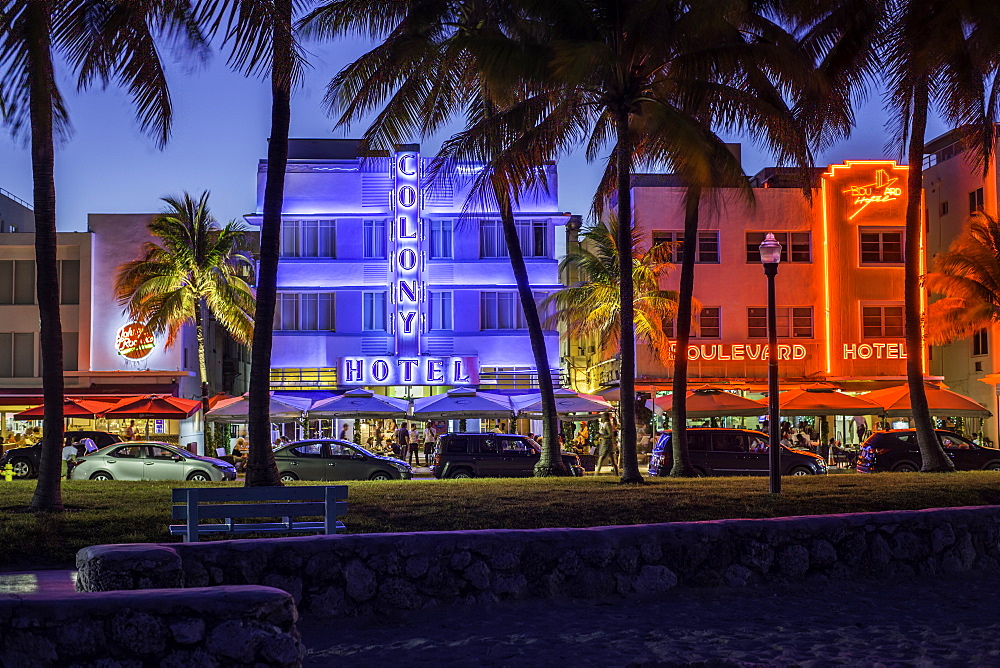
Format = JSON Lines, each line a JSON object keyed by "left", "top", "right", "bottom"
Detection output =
{"left": 339, "top": 148, "right": 478, "bottom": 386}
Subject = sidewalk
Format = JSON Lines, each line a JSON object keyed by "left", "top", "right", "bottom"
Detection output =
{"left": 300, "top": 569, "right": 1000, "bottom": 666}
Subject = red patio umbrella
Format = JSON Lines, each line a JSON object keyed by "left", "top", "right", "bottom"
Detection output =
{"left": 102, "top": 395, "right": 201, "bottom": 420}
{"left": 13, "top": 397, "right": 116, "bottom": 420}
{"left": 654, "top": 388, "right": 767, "bottom": 418}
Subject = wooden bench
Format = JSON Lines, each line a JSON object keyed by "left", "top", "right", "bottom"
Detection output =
{"left": 169, "top": 486, "right": 347, "bottom": 543}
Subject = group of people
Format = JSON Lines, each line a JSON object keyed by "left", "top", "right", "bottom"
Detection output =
{"left": 392, "top": 422, "right": 438, "bottom": 467}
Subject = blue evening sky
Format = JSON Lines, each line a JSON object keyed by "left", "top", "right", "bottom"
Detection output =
{"left": 0, "top": 37, "right": 948, "bottom": 232}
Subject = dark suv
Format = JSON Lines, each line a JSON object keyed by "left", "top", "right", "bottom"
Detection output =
{"left": 0, "top": 430, "right": 123, "bottom": 478}
{"left": 432, "top": 433, "right": 584, "bottom": 478}
{"left": 648, "top": 428, "right": 828, "bottom": 477}
{"left": 856, "top": 430, "right": 1000, "bottom": 473}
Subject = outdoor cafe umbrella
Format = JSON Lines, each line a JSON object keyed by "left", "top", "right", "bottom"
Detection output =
{"left": 859, "top": 384, "right": 992, "bottom": 418}
{"left": 102, "top": 395, "right": 201, "bottom": 420}
{"left": 411, "top": 388, "right": 515, "bottom": 420}
{"left": 307, "top": 389, "right": 410, "bottom": 419}
{"left": 654, "top": 388, "right": 767, "bottom": 418}
{"left": 14, "top": 397, "right": 115, "bottom": 420}
{"left": 513, "top": 388, "right": 612, "bottom": 418}
{"left": 205, "top": 392, "right": 310, "bottom": 423}
{"left": 768, "top": 388, "right": 882, "bottom": 416}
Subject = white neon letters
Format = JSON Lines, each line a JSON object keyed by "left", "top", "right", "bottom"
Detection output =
{"left": 339, "top": 356, "right": 478, "bottom": 386}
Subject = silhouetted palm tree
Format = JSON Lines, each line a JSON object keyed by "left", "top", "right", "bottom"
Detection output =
{"left": 0, "top": 0, "right": 205, "bottom": 510}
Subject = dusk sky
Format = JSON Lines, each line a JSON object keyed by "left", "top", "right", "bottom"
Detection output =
{"left": 0, "top": 36, "right": 948, "bottom": 232}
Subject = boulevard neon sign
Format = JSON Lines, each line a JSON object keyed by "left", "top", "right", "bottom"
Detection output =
{"left": 338, "top": 356, "right": 478, "bottom": 386}
{"left": 667, "top": 342, "right": 907, "bottom": 362}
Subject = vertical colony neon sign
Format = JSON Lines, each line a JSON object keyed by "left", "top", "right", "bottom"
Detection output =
{"left": 394, "top": 149, "right": 421, "bottom": 357}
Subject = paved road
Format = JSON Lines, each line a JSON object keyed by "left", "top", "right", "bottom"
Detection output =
{"left": 299, "top": 569, "right": 1000, "bottom": 666}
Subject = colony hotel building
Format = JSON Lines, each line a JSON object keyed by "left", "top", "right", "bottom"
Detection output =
{"left": 572, "top": 156, "right": 938, "bottom": 439}
{"left": 248, "top": 139, "right": 568, "bottom": 399}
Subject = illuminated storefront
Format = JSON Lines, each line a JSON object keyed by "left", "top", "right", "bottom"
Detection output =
{"left": 248, "top": 139, "right": 568, "bottom": 400}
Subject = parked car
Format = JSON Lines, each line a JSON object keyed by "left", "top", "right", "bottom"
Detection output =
{"left": 431, "top": 433, "right": 585, "bottom": 478}
{"left": 70, "top": 442, "right": 236, "bottom": 481}
{"left": 856, "top": 429, "right": 1000, "bottom": 473}
{"left": 0, "top": 430, "right": 123, "bottom": 479}
{"left": 648, "top": 428, "right": 828, "bottom": 477}
{"left": 273, "top": 439, "right": 412, "bottom": 482}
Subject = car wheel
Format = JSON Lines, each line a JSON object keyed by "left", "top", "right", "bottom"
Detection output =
{"left": 893, "top": 462, "right": 918, "bottom": 473}
{"left": 450, "top": 469, "right": 473, "bottom": 479}
{"left": 10, "top": 459, "right": 33, "bottom": 479}
{"left": 279, "top": 472, "right": 298, "bottom": 482}
{"left": 187, "top": 471, "right": 211, "bottom": 482}
{"left": 984, "top": 462, "right": 1000, "bottom": 471}
{"left": 90, "top": 472, "right": 113, "bottom": 481}
{"left": 789, "top": 466, "right": 813, "bottom": 476}
{"left": 369, "top": 471, "right": 392, "bottom": 481}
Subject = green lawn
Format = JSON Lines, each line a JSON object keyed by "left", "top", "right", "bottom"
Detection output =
{"left": 2, "top": 473, "right": 1000, "bottom": 570}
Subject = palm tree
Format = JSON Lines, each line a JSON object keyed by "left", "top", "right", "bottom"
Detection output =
{"left": 0, "top": 0, "right": 205, "bottom": 511}
{"left": 114, "top": 191, "right": 256, "bottom": 416}
{"left": 303, "top": 0, "right": 567, "bottom": 475}
{"left": 789, "top": 0, "right": 1000, "bottom": 471}
{"left": 551, "top": 219, "right": 679, "bottom": 362}
{"left": 925, "top": 212, "right": 1000, "bottom": 343}
{"left": 198, "top": 0, "right": 304, "bottom": 486}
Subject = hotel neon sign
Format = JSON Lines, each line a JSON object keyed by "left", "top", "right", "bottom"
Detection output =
{"left": 338, "top": 356, "right": 478, "bottom": 386}
{"left": 667, "top": 342, "right": 906, "bottom": 362}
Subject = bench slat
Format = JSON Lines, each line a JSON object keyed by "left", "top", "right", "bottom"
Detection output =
{"left": 169, "top": 521, "right": 346, "bottom": 535}
{"left": 171, "top": 486, "right": 348, "bottom": 503}
{"left": 172, "top": 501, "right": 347, "bottom": 520}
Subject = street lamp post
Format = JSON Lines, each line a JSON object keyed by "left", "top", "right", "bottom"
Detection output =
{"left": 759, "top": 233, "right": 782, "bottom": 494}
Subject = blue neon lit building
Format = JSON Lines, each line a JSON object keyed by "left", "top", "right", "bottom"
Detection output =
{"left": 246, "top": 139, "right": 569, "bottom": 397}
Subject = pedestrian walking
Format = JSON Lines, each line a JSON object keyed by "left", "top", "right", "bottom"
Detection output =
{"left": 396, "top": 422, "right": 413, "bottom": 464}
{"left": 594, "top": 417, "right": 619, "bottom": 476}
{"left": 339, "top": 423, "right": 350, "bottom": 441}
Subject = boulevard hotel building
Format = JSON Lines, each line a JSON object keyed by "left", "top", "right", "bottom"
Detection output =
{"left": 571, "top": 155, "right": 937, "bottom": 437}
{"left": 248, "top": 139, "right": 568, "bottom": 401}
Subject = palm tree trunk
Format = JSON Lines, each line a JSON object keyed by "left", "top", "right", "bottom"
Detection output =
{"left": 27, "top": 0, "right": 64, "bottom": 512}
{"left": 905, "top": 76, "right": 953, "bottom": 472}
{"left": 615, "top": 108, "right": 642, "bottom": 483}
{"left": 195, "top": 300, "right": 210, "bottom": 415}
{"left": 246, "top": 0, "right": 292, "bottom": 487}
{"left": 493, "top": 184, "right": 563, "bottom": 475}
{"left": 669, "top": 186, "right": 701, "bottom": 476}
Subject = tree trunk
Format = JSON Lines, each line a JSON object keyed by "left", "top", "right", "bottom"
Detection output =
{"left": 905, "top": 76, "right": 953, "bottom": 472}
{"left": 27, "top": 0, "right": 64, "bottom": 512}
{"left": 195, "top": 300, "right": 210, "bottom": 416}
{"left": 669, "top": 187, "right": 701, "bottom": 476}
{"left": 615, "top": 108, "right": 642, "bottom": 483}
{"left": 493, "top": 183, "right": 563, "bottom": 476}
{"left": 246, "top": 0, "right": 292, "bottom": 487}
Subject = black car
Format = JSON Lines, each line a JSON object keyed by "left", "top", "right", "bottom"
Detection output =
{"left": 856, "top": 429, "right": 1000, "bottom": 473}
{"left": 0, "top": 430, "right": 124, "bottom": 479}
{"left": 648, "top": 428, "right": 828, "bottom": 477}
{"left": 273, "top": 440, "right": 412, "bottom": 482}
{"left": 431, "top": 433, "right": 584, "bottom": 478}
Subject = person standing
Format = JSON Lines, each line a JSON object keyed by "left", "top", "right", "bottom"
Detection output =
{"left": 423, "top": 423, "right": 437, "bottom": 465}
{"left": 61, "top": 437, "right": 78, "bottom": 479}
{"left": 853, "top": 415, "right": 868, "bottom": 445}
{"left": 594, "top": 418, "right": 619, "bottom": 476}
{"left": 396, "top": 422, "right": 412, "bottom": 464}
{"left": 125, "top": 420, "right": 136, "bottom": 441}
{"left": 408, "top": 423, "right": 420, "bottom": 465}
{"left": 339, "top": 423, "right": 350, "bottom": 441}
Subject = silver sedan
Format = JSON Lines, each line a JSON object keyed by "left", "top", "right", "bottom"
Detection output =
{"left": 71, "top": 442, "right": 236, "bottom": 482}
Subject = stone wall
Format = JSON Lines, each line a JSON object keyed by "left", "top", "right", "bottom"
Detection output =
{"left": 77, "top": 506, "right": 1000, "bottom": 618}
{"left": 0, "top": 585, "right": 303, "bottom": 666}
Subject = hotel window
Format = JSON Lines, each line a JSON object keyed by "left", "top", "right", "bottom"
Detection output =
{"left": 429, "top": 220, "right": 453, "bottom": 259}
{"left": 747, "top": 307, "right": 813, "bottom": 338}
{"left": 429, "top": 291, "right": 453, "bottom": 330}
{"left": 480, "top": 220, "right": 549, "bottom": 258}
{"left": 363, "top": 292, "right": 387, "bottom": 331}
{"left": 663, "top": 306, "right": 721, "bottom": 339}
{"left": 280, "top": 220, "right": 336, "bottom": 258}
{"left": 745, "top": 232, "right": 811, "bottom": 263}
{"left": 480, "top": 291, "right": 521, "bottom": 330}
{"left": 973, "top": 329, "right": 988, "bottom": 356}
{"left": 651, "top": 231, "right": 720, "bottom": 263}
{"left": 59, "top": 260, "right": 80, "bottom": 304}
{"left": 861, "top": 304, "right": 904, "bottom": 338}
{"left": 939, "top": 201, "right": 949, "bottom": 216}
{"left": 274, "top": 293, "right": 335, "bottom": 331}
{"left": 0, "top": 260, "right": 35, "bottom": 305}
{"left": 0, "top": 333, "right": 34, "bottom": 377}
{"left": 969, "top": 187, "right": 985, "bottom": 214}
{"left": 859, "top": 229, "right": 904, "bottom": 264}
{"left": 363, "top": 219, "right": 387, "bottom": 259}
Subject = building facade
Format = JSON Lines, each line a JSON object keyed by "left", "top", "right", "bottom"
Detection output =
{"left": 249, "top": 139, "right": 568, "bottom": 400}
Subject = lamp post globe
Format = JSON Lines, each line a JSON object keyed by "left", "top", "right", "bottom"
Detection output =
{"left": 760, "top": 233, "right": 782, "bottom": 494}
